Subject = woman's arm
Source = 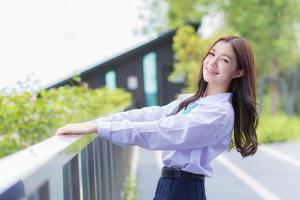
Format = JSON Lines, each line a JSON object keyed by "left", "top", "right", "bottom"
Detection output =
{"left": 96, "top": 104, "right": 233, "bottom": 150}
{"left": 95, "top": 97, "right": 181, "bottom": 123}
{"left": 55, "top": 94, "right": 190, "bottom": 135}
{"left": 55, "top": 100, "right": 179, "bottom": 136}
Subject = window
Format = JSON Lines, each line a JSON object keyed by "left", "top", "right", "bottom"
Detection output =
{"left": 127, "top": 76, "right": 138, "bottom": 90}
{"left": 143, "top": 52, "right": 158, "bottom": 106}
{"left": 105, "top": 70, "right": 116, "bottom": 90}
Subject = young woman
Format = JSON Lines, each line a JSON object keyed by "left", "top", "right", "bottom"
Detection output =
{"left": 56, "top": 36, "right": 259, "bottom": 200}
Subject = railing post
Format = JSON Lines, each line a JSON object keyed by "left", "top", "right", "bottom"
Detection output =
{"left": 38, "top": 181, "right": 50, "bottom": 200}
{"left": 81, "top": 146, "right": 89, "bottom": 200}
{"left": 93, "top": 137, "right": 102, "bottom": 200}
{"left": 108, "top": 142, "right": 116, "bottom": 200}
{"left": 87, "top": 142, "right": 96, "bottom": 200}
{"left": 81, "top": 142, "right": 96, "bottom": 200}
{"left": 101, "top": 140, "right": 111, "bottom": 200}
{"left": 28, "top": 181, "right": 49, "bottom": 200}
{"left": 63, "top": 155, "right": 80, "bottom": 200}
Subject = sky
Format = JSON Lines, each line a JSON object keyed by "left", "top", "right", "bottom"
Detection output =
{"left": 0, "top": 0, "right": 151, "bottom": 91}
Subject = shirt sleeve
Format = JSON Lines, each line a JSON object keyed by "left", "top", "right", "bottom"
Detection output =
{"left": 94, "top": 97, "right": 180, "bottom": 123}
{"left": 96, "top": 104, "right": 229, "bottom": 150}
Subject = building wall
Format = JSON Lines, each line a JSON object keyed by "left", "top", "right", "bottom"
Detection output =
{"left": 155, "top": 38, "right": 184, "bottom": 106}
{"left": 51, "top": 34, "right": 185, "bottom": 108}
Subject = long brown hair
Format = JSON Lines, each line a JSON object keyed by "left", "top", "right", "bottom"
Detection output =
{"left": 176, "top": 36, "right": 259, "bottom": 157}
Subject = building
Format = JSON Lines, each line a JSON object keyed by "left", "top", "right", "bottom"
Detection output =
{"left": 48, "top": 24, "right": 199, "bottom": 108}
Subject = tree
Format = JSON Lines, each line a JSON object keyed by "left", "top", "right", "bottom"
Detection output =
{"left": 136, "top": 0, "right": 169, "bottom": 37}
{"left": 137, "top": 0, "right": 211, "bottom": 35}
{"left": 218, "top": 0, "right": 300, "bottom": 115}
{"left": 139, "top": 0, "right": 300, "bottom": 115}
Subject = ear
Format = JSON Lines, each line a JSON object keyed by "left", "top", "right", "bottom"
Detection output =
{"left": 232, "top": 69, "right": 244, "bottom": 79}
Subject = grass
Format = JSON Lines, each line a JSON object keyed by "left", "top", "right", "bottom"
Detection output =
{"left": 257, "top": 113, "right": 300, "bottom": 144}
{"left": 257, "top": 92, "right": 300, "bottom": 144}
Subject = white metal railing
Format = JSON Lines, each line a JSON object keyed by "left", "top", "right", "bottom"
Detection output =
{"left": 0, "top": 134, "right": 133, "bottom": 200}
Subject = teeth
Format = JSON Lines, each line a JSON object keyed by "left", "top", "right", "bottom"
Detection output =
{"left": 205, "top": 67, "right": 219, "bottom": 74}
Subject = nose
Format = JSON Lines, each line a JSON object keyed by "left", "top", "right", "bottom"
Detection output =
{"left": 207, "top": 57, "right": 218, "bottom": 68}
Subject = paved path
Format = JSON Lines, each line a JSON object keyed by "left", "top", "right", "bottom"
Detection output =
{"left": 136, "top": 140, "right": 300, "bottom": 200}
{"left": 136, "top": 148, "right": 160, "bottom": 200}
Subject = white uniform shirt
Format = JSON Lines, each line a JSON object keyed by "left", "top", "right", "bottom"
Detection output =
{"left": 96, "top": 93, "right": 234, "bottom": 176}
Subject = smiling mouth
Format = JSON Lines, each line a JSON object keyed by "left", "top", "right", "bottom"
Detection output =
{"left": 206, "top": 68, "right": 219, "bottom": 75}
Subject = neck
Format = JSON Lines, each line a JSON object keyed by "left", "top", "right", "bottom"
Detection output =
{"left": 204, "top": 84, "right": 229, "bottom": 97}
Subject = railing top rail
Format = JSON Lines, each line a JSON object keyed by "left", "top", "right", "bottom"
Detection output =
{"left": 0, "top": 133, "right": 97, "bottom": 194}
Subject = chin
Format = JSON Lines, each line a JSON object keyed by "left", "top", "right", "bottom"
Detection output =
{"left": 203, "top": 74, "right": 213, "bottom": 83}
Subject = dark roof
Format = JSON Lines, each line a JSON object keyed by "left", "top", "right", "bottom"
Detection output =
{"left": 47, "top": 22, "right": 200, "bottom": 89}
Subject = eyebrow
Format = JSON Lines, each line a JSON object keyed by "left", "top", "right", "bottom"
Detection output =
{"left": 211, "top": 48, "right": 233, "bottom": 60}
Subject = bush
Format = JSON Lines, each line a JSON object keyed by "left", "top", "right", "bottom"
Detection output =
{"left": 124, "top": 175, "right": 138, "bottom": 200}
{"left": 257, "top": 91, "right": 300, "bottom": 144}
{"left": 257, "top": 113, "right": 300, "bottom": 144}
{"left": 0, "top": 85, "right": 131, "bottom": 158}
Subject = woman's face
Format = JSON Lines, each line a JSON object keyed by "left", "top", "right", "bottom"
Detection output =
{"left": 202, "top": 41, "right": 243, "bottom": 89}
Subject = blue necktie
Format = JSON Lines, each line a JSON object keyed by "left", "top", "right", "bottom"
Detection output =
{"left": 182, "top": 102, "right": 198, "bottom": 115}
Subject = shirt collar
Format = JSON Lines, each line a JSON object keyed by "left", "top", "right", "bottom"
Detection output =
{"left": 194, "top": 92, "right": 233, "bottom": 104}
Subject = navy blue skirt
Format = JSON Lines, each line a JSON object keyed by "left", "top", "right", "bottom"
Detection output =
{"left": 153, "top": 176, "right": 207, "bottom": 200}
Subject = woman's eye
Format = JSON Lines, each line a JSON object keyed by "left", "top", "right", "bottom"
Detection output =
{"left": 208, "top": 52, "right": 215, "bottom": 56}
{"left": 221, "top": 58, "right": 229, "bottom": 63}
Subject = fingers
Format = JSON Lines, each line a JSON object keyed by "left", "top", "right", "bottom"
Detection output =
{"left": 55, "top": 127, "right": 67, "bottom": 135}
{"left": 55, "top": 122, "right": 91, "bottom": 136}
{"left": 55, "top": 125, "right": 73, "bottom": 135}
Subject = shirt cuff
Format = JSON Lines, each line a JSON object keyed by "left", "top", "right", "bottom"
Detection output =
{"left": 96, "top": 121, "right": 112, "bottom": 141}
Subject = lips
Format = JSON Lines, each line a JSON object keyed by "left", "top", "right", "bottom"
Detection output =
{"left": 206, "top": 67, "right": 219, "bottom": 75}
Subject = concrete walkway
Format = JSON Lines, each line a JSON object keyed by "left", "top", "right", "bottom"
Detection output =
{"left": 136, "top": 140, "right": 300, "bottom": 200}
{"left": 136, "top": 148, "right": 161, "bottom": 200}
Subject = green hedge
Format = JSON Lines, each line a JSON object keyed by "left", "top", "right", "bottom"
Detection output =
{"left": 124, "top": 175, "right": 138, "bottom": 200}
{"left": 0, "top": 85, "right": 131, "bottom": 158}
{"left": 256, "top": 92, "right": 300, "bottom": 144}
{"left": 257, "top": 114, "right": 300, "bottom": 144}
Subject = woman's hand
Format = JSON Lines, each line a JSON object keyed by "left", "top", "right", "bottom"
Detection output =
{"left": 55, "top": 121, "right": 97, "bottom": 135}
